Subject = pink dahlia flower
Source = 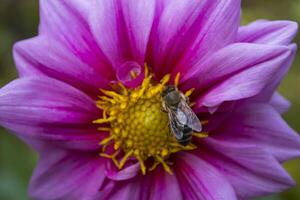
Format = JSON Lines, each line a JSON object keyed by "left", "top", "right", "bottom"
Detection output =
{"left": 1, "top": 0, "right": 300, "bottom": 199}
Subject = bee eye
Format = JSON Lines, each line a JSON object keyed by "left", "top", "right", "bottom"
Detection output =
{"left": 168, "top": 85, "right": 176, "bottom": 91}
{"left": 161, "top": 89, "right": 168, "bottom": 97}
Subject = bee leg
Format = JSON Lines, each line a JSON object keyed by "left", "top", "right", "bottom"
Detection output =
{"left": 161, "top": 108, "right": 167, "bottom": 113}
{"left": 161, "top": 102, "right": 168, "bottom": 112}
{"left": 180, "top": 92, "right": 191, "bottom": 104}
{"left": 185, "top": 96, "right": 190, "bottom": 104}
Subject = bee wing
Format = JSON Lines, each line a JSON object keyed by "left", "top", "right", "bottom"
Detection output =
{"left": 168, "top": 111, "right": 184, "bottom": 139}
{"left": 178, "top": 102, "right": 202, "bottom": 132}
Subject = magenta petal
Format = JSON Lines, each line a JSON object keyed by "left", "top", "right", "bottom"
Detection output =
{"left": 187, "top": 43, "right": 293, "bottom": 108}
{"left": 29, "top": 147, "right": 105, "bottom": 200}
{"left": 14, "top": 36, "right": 113, "bottom": 97}
{"left": 211, "top": 103, "right": 300, "bottom": 162}
{"left": 150, "top": 168, "right": 183, "bottom": 200}
{"left": 183, "top": 43, "right": 291, "bottom": 86}
{"left": 120, "top": 0, "right": 156, "bottom": 64}
{"left": 201, "top": 138, "right": 295, "bottom": 199}
{"left": 102, "top": 177, "right": 143, "bottom": 200}
{"left": 39, "top": 0, "right": 111, "bottom": 72}
{"left": 89, "top": 0, "right": 155, "bottom": 68}
{"left": 148, "top": 0, "right": 217, "bottom": 76}
{"left": 270, "top": 92, "right": 291, "bottom": 114}
{"left": 242, "top": 44, "right": 297, "bottom": 105}
{"left": 0, "top": 77, "right": 101, "bottom": 151}
{"left": 116, "top": 61, "right": 144, "bottom": 88}
{"left": 176, "top": 153, "right": 237, "bottom": 200}
{"left": 106, "top": 161, "right": 140, "bottom": 181}
{"left": 148, "top": 0, "right": 241, "bottom": 77}
{"left": 238, "top": 20, "right": 298, "bottom": 45}
{"left": 102, "top": 168, "right": 182, "bottom": 200}
{"left": 89, "top": 0, "right": 130, "bottom": 68}
{"left": 173, "top": 0, "right": 241, "bottom": 76}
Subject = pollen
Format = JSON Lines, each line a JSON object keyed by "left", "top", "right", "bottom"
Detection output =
{"left": 94, "top": 67, "right": 208, "bottom": 175}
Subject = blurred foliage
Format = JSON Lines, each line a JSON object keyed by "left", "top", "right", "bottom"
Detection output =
{"left": 0, "top": 0, "right": 299, "bottom": 200}
{"left": 0, "top": 1, "right": 38, "bottom": 200}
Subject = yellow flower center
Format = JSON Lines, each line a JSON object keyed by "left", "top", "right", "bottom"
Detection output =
{"left": 94, "top": 67, "right": 208, "bottom": 174}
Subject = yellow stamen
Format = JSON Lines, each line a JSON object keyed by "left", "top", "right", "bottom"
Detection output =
{"left": 185, "top": 88, "right": 195, "bottom": 97}
{"left": 137, "top": 156, "right": 146, "bottom": 175}
{"left": 149, "top": 161, "right": 160, "bottom": 171}
{"left": 144, "top": 64, "right": 149, "bottom": 77}
{"left": 189, "top": 102, "right": 196, "bottom": 107}
{"left": 130, "top": 70, "right": 138, "bottom": 78}
{"left": 160, "top": 74, "right": 171, "bottom": 85}
{"left": 193, "top": 132, "right": 209, "bottom": 138}
{"left": 99, "top": 135, "right": 114, "bottom": 146}
{"left": 201, "top": 120, "right": 209, "bottom": 125}
{"left": 157, "top": 156, "right": 173, "bottom": 175}
{"left": 102, "top": 110, "right": 107, "bottom": 119}
{"left": 114, "top": 140, "right": 122, "bottom": 150}
{"left": 117, "top": 82, "right": 128, "bottom": 95}
{"left": 93, "top": 117, "right": 116, "bottom": 124}
{"left": 100, "top": 89, "right": 124, "bottom": 100}
{"left": 97, "top": 127, "right": 111, "bottom": 132}
{"left": 174, "top": 73, "right": 180, "bottom": 87}
{"left": 119, "top": 150, "right": 133, "bottom": 169}
{"left": 100, "top": 150, "right": 120, "bottom": 167}
{"left": 94, "top": 65, "right": 208, "bottom": 175}
{"left": 99, "top": 96, "right": 116, "bottom": 104}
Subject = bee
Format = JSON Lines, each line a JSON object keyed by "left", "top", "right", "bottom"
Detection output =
{"left": 161, "top": 85, "right": 202, "bottom": 146}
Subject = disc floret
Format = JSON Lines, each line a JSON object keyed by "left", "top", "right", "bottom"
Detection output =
{"left": 94, "top": 68, "right": 206, "bottom": 174}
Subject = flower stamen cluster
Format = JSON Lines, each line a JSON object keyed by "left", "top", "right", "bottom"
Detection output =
{"left": 94, "top": 67, "right": 208, "bottom": 174}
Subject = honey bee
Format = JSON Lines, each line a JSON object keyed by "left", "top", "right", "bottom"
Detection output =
{"left": 161, "top": 85, "right": 202, "bottom": 146}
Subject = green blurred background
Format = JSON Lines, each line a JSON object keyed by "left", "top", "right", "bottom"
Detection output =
{"left": 0, "top": 0, "right": 299, "bottom": 199}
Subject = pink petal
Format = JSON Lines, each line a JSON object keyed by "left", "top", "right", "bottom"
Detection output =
{"left": 89, "top": 0, "right": 155, "bottom": 68}
{"left": 101, "top": 168, "right": 183, "bottom": 200}
{"left": 14, "top": 36, "right": 113, "bottom": 97}
{"left": 210, "top": 103, "right": 300, "bottom": 162}
{"left": 29, "top": 147, "right": 105, "bottom": 200}
{"left": 120, "top": 0, "right": 156, "bottom": 64}
{"left": 242, "top": 44, "right": 297, "bottom": 105}
{"left": 186, "top": 43, "right": 294, "bottom": 108}
{"left": 173, "top": 0, "right": 241, "bottom": 77}
{"left": 0, "top": 77, "right": 101, "bottom": 151}
{"left": 237, "top": 21, "right": 297, "bottom": 106}
{"left": 105, "top": 161, "right": 140, "bottom": 181}
{"left": 148, "top": 0, "right": 218, "bottom": 76}
{"left": 270, "top": 92, "right": 291, "bottom": 114}
{"left": 38, "top": 0, "right": 112, "bottom": 72}
{"left": 101, "top": 176, "right": 144, "bottom": 200}
{"left": 238, "top": 20, "right": 298, "bottom": 45}
{"left": 116, "top": 61, "right": 145, "bottom": 88}
{"left": 200, "top": 138, "right": 295, "bottom": 199}
{"left": 176, "top": 153, "right": 237, "bottom": 200}
{"left": 149, "top": 168, "right": 183, "bottom": 200}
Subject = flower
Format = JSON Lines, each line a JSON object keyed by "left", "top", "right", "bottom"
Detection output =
{"left": 0, "top": 0, "right": 300, "bottom": 199}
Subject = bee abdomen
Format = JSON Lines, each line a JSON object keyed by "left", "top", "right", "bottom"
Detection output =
{"left": 179, "top": 126, "right": 193, "bottom": 146}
